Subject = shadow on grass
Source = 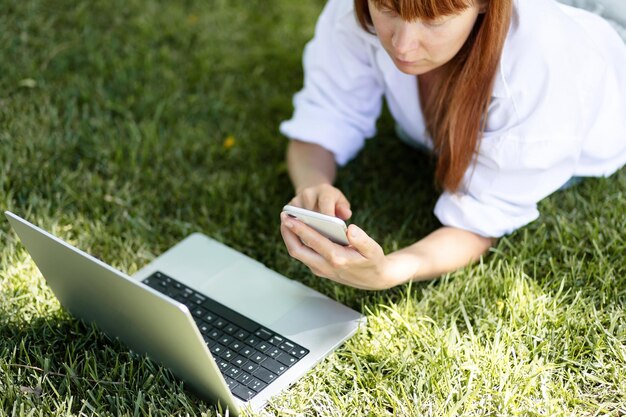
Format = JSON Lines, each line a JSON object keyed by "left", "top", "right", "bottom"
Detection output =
{"left": 0, "top": 314, "right": 219, "bottom": 416}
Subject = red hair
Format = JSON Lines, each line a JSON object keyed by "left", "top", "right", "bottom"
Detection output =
{"left": 355, "top": 0, "right": 512, "bottom": 192}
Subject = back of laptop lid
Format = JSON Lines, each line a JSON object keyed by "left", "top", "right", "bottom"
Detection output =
{"left": 4, "top": 211, "right": 240, "bottom": 415}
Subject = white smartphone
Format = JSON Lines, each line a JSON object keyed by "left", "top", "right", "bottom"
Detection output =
{"left": 282, "top": 205, "right": 349, "bottom": 246}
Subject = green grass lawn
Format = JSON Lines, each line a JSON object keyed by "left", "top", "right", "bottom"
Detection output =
{"left": 1, "top": 0, "right": 625, "bottom": 415}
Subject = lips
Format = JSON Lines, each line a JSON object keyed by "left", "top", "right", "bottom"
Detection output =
{"left": 395, "top": 57, "right": 420, "bottom": 65}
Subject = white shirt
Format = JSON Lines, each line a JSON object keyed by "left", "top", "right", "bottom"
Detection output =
{"left": 279, "top": 0, "right": 626, "bottom": 237}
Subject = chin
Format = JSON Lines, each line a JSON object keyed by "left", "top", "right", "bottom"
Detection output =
{"left": 394, "top": 62, "right": 432, "bottom": 75}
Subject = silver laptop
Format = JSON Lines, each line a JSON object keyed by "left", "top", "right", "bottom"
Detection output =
{"left": 4, "top": 211, "right": 364, "bottom": 415}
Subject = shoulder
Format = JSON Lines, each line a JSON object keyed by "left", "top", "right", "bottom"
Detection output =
{"left": 493, "top": 0, "right": 607, "bottom": 102}
{"left": 488, "top": 0, "right": 613, "bottom": 135}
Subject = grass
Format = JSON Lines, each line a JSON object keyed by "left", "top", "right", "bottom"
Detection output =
{"left": 1, "top": 0, "right": 625, "bottom": 415}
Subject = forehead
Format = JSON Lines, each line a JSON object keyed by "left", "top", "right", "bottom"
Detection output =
{"left": 370, "top": 0, "right": 474, "bottom": 20}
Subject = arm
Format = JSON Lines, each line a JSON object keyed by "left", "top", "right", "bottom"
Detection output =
{"left": 286, "top": 140, "right": 352, "bottom": 220}
{"left": 280, "top": 216, "right": 495, "bottom": 290}
{"left": 384, "top": 226, "right": 495, "bottom": 283}
{"left": 282, "top": 144, "right": 494, "bottom": 289}
{"left": 287, "top": 140, "right": 336, "bottom": 193}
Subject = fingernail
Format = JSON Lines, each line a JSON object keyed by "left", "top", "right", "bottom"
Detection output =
{"left": 349, "top": 225, "right": 361, "bottom": 238}
{"left": 284, "top": 220, "right": 294, "bottom": 229}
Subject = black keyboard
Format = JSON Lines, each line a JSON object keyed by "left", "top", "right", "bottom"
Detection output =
{"left": 142, "top": 271, "right": 309, "bottom": 401}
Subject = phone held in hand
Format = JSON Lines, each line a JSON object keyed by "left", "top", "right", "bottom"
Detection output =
{"left": 282, "top": 205, "right": 349, "bottom": 246}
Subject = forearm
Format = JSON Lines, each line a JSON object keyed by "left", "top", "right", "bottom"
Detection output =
{"left": 287, "top": 140, "right": 337, "bottom": 192}
{"left": 384, "top": 226, "right": 496, "bottom": 285}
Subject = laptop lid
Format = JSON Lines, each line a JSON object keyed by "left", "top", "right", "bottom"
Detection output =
{"left": 4, "top": 211, "right": 240, "bottom": 415}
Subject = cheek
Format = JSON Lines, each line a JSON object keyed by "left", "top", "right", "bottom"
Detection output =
{"left": 371, "top": 19, "right": 394, "bottom": 48}
{"left": 424, "top": 27, "right": 470, "bottom": 59}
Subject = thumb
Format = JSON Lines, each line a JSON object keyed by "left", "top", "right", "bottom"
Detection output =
{"left": 347, "top": 224, "right": 384, "bottom": 259}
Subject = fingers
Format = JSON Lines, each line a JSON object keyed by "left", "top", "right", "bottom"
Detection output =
{"left": 280, "top": 215, "right": 331, "bottom": 276}
{"left": 289, "top": 195, "right": 302, "bottom": 208}
{"left": 280, "top": 215, "right": 389, "bottom": 290}
{"left": 347, "top": 224, "right": 384, "bottom": 259}
{"left": 335, "top": 200, "right": 352, "bottom": 220}
{"left": 290, "top": 184, "right": 351, "bottom": 218}
{"left": 317, "top": 194, "right": 336, "bottom": 217}
{"left": 282, "top": 213, "right": 357, "bottom": 268}
{"left": 299, "top": 188, "right": 319, "bottom": 211}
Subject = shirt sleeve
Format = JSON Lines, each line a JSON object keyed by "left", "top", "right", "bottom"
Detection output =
{"left": 434, "top": 80, "right": 586, "bottom": 238}
{"left": 433, "top": 1, "right": 617, "bottom": 238}
{"left": 279, "top": 0, "right": 384, "bottom": 166}
{"left": 434, "top": 131, "right": 580, "bottom": 238}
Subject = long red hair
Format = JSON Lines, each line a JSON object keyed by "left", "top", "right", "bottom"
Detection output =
{"left": 354, "top": 0, "right": 512, "bottom": 192}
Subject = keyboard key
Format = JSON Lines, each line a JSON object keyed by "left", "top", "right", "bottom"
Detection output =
{"left": 256, "top": 341, "right": 271, "bottom": 352}
{"left": 208, "top": 329, "right": 221, "bottom": 340}
{"left": 224, "top": 376, "right": 239, "bottom": 390}
{"left": 236, "top": 372, "right": 252, "bottom": 385}
{"left": 210, "top": 344, "right": 226, "bottom": 356}
{"left": 240, "top": 347, "right": 255, "bottom": 358}
{"left": 267, "top": 347, "right": 282, "bottom": 359}
{"left": 248, "top": 378, "right": 267, "bottom": 392}
{"left": 276, "top": 353, "right": 298, "bottom": 367}
{"left": 204, "top": 313, "right": 217, "bottom": 324}
{"left": 279, "top": 341, "right": 295, "bottom": 352}
{"left": 223, "top": 324, "right": 238, "bottom": 334}
{"left": 228, "top": 341, "right": 244, "bottom": 352}
{"left": 219, "top": 335, "right": 234, "bottom": 346}
{"left": 232, "top": 385, "right": 256, "bottom": 401}
{"left": 268, "top": 335, "right": 284, "bottom": 346}
{"left": 245, "top": 336, "right": 260, "bottom": 346}
{"left": 250, "top": 352, "right": 266, "bottom": 364}
{"left": 261, "top": 357, "right": 287, "bottom": 375}
{"left": 254, "top": 328, "right": 273, "bottom": 340}
{"left": 219, "top": 349, "right": 235, "bottom": 361}
{"left": 192, "top": 293, "right": 207, "bottom": 304}
{"left": 243, "top": 362, "right": 259, "bottom": 374}
{"left": 234, "top": 330, "right": 249, "bottom": 340}
{"left": 192, "top": 307, "right": 206, "bottom": 318}
{"left": 214, "top": 319, "right": 227, "bottom": 329}
{"left": 232, "top": 356, "right": 248, "bottom": 367}
{"left": 226, "top": 366, "right": 242, "bottom": 379}
{"left": 252, "top": 367, "right": 277, "bottom": 384}
{"left": 289, "top": 346, "right": 308, "bottom": 358}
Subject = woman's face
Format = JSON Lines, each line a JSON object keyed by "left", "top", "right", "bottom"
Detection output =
{"left": 368, "top": 0, "right": 484, "bottom": 75}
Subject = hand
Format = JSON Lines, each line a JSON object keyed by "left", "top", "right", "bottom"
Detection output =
{"left": 290, "top": 183, "right": 352, "bottom": 220}
{"left": 280, "top": 212, "right": 403, "bottom": 290}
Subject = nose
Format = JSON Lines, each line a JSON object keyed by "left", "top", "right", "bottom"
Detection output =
{"left": 391, "top": 22, "right": 421, "bottom": 57}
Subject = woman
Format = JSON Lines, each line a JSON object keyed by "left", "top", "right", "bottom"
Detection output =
{"left": 278, "top": 0, "right": 626, "bottom": 290}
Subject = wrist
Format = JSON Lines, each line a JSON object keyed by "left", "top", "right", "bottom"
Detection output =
{"left": 382, "top": 252, "right": 423, "bottom": 287}
{"left": 294, "top": 180, "right": 333, "bottom": 195}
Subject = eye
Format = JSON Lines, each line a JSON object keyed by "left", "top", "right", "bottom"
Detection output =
{"left": 423, "top": 17, "right": 450, "bottom": 27}
{"left": 374, "top": 3, "right": 398, "bottom": 17}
